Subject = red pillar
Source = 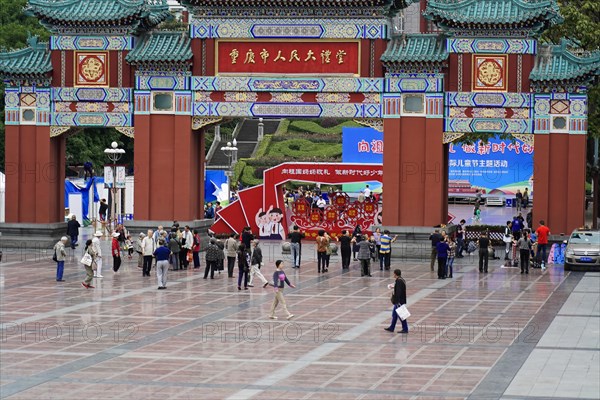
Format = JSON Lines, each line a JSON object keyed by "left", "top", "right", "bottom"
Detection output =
{"left": 533, "top": 134, "right": 586, "bottom": 234}
{"left": 383, "top": 117, "right": 447, "bottom": 226}
{"left": 133, "top": 114, "right": 204, "bottom": 221}
{"left": 5, "top": 125, "right": 64, "bottom": 223}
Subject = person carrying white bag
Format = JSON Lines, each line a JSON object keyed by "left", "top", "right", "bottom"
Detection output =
{"left": 384, "top": 269, "right": 409, "bottom": 334}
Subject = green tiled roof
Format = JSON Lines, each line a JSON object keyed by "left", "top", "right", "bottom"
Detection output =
{"left": 530, "top": 39, "right": 600, "bottom": 84}
{"left": 126, "top": 31, "right": 192, "bottom": 65}
{"left": 25, "top": 0, "right": 172, "bottom": 31}
{"left": 381, "top": 34, "right": 448, "bottom": 64}
{"left": 424, "top": 0, "right": 563, "bottom": 30}
{"left": 0, "top": 37, "right": 52, "bottom": 78}
{"left": 182, "top": 0, "right": 415, "bottom": 8}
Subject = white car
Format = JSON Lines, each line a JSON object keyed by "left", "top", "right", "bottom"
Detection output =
{"left": 564, "top": 229, "right": 600, "bottom": 271}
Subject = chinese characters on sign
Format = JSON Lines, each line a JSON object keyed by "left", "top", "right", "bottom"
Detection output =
{"left": 449, "top": 141, "right": 534, "bottom": 155}
{"left": 280, "top": 168, "right": 383, "bottom": 177}
{"left": 217, "top": 41, "right": 360, "bottom": 75}
{"left": 357, "top": 139, "right": 384, "bottom": 154}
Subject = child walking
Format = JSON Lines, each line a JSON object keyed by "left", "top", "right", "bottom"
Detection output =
{"left": 269, "top": 260, "right": 296, "bottom": 320}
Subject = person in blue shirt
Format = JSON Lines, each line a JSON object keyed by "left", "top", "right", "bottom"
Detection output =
{"left": 153, "top": 239, "right": 171, "bottom": 290}
{"left": 511, "top": 216, "right": 522, "bottom": 241}
{"left": 436, "top": 239, "right": 450, "bottom": 279}
{"left": 204, "top": 202, "right": 215, "bottom": 219}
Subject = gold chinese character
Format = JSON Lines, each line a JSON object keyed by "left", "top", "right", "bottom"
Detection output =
{"left": 244, "top": 49, "right": 256, "bottom": 64}
{"left": 321, "top": 49, "right": 331, "bottom": 64}
{"left": 273, "top": 50, "right": 286, "bottom": 62}
{"left": 336, "top": 50, "right": 347, "bottom": 64}
{"left": 304, "top": 50, "right": 316, "bottom": 62}
{"left": 289, "top": 49, "right": 300, "bottom": 62}
{"left": 230, "top": 48, "right": 239, "bottom": 64}
{"left": 260, "top": 48, "right": 269, "bottom": 64}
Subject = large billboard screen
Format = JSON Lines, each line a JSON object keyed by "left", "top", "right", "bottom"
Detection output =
{"left": 448, "top": 137, "right": 534, "bottom": 196}
{"left": 341, "top": 127, "right": 383, "bottom": 193}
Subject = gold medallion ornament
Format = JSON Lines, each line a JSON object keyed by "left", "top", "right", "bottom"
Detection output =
{"left": 472, "top": 55, "right": 507, "bottom": 91}
{"left": 477, "top": 59, "right": 502, "bottom": 87}
{"left": 80, "top": 56, "right": 104, "bottom": 81}
{"left": 76, "top": 52, "right": 108, "bottom": 86}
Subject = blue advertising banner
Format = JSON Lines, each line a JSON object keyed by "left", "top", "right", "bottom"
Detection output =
{"left": 448, "top": 136, "right": 534, "bottom": 197}
{"left": 342, "top": 127, "right": 383, "bottom": 164}
{"left": 205, "top": 170, "right": 227, "bottom": 203}
{"left": 342, "top": 127, "right": 383, "bottom": 192}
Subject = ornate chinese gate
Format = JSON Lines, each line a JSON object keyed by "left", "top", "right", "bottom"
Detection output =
{"left": 1, "top": 0, "right": 598, "bottom": 235}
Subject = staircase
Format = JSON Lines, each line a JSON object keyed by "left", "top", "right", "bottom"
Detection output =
{"left": 206, "top": 118, "right": 281, "bottom": 169}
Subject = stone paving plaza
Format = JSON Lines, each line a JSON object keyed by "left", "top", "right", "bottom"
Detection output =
{"left": 0, "top": 241, "right": 598, "bottom": 400}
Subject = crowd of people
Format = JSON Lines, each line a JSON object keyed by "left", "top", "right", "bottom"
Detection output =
{"left": 54, "top": 201, "right": 554, "bottom": 335}
{"left": 283, "top": 184, "right": 381, "bottom": 210}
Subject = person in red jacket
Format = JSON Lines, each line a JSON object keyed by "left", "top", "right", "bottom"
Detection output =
{"left": 535, "top": 220, "right": 551, "bottom": 270}
{"left": 112, "top": 232, "right": 122, "bottom": 273}
{"left": 192, "top": 229, "right": 201, "bottom": 269}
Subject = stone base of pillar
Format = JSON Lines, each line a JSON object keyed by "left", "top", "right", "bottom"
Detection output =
{"left": 377, "top": 226, "right": 457, "bottom": 260}
{"left": 0, "top": 222, "right": 68, "bottom": 249}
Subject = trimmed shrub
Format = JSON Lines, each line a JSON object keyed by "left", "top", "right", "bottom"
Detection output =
{"left": 233, "top": 159, "right": 247, "bottom": 184}
{"left": 275, "top": 119, "right": 291, "bottom": 135}
{"left": 254, "top": 135, "right": 272, "bottom": 157}
{"left": 241, "top": 164, "right": 263, "bottom": 186}
{"left": 268, "top": 139, "right": 342, "bottom": 158}
{"left": 270, "top": 133, "right": 341, "bottom": 143}
{"left": 288, "top": 120, "right": 361, "bottom": 135}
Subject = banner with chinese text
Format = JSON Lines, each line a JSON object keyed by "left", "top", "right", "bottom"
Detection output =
{"left": 448, "top": 136, "right": 534, "bottom": 196}
{"left": 216, "top": 40, "right": 360, "bottom": 75}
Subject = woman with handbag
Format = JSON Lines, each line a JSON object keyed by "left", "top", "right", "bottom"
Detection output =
{"left": 81, "top": 239, "right": 97, "bottom": 289}
{"left": 384, "top": 269, "right": 408, "bottom": 334}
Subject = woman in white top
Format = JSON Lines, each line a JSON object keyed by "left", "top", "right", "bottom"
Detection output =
{"left": 142, "top": 230, "right": 155, "bottom": 277}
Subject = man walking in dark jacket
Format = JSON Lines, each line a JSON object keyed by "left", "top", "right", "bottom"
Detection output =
{"left": 385, "top": 269, "right": 408, "bottom": 333}
{"left": 67, "top": 215, "right": 81, "bottom": 249}
{"left": 477, "top": 233, "right": 490, "bottom": 273}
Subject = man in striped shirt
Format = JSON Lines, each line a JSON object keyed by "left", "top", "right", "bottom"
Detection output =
{"left": 379, "top": 230, "right": 398, "bottom": 271}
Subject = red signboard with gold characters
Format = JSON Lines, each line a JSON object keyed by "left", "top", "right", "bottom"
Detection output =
{"left": 216, "top": 40, "right": 360, "bottom": 75}
{"left": 75, "top": 51, "right": 108, "bottom": 86}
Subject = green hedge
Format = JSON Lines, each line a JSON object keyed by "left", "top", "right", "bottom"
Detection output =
{"left": 245, "top": 155, "right": 337, "bottom": 167}
{"left": 232, "top": 159, "right": 247, "bottom": 185}
{"left": 275, "top": 119, "right": 291, "bottom": 135}
{"left": 254, "top": 135, "right": 272, "bottom": 158}
{"left": 270, "top": 133, "right": 341, "bottom": 143}
{"left": 267, "top": 139, "right": 342, "bottom": 158}
{"left": 241, "top": 164, "right": 263, "bottom": 186}
{"left": 288, "top": 120, "right": 361, "bottom": 135}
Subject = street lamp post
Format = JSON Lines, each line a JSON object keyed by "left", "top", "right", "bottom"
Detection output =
{"left": 220, "top": 138, "right": 238, "bottom": 204}
{"left": 104, "top": 141, "right": 125, "bottom": 231}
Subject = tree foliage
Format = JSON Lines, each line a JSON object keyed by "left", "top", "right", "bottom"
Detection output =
{"left": 0, "top": 0, "right": 50, "bottom": 50}
{"left": 65, "top": 129, "right": 134, "bottom": 177}
{"left": 542, "top": 0, "right": 600, "bottom": 140}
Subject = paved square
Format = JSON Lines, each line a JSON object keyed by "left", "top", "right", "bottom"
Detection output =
{"left": 1, "top": 242, "right": 598, "bottom": 400}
